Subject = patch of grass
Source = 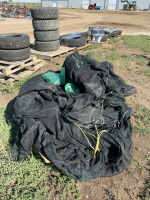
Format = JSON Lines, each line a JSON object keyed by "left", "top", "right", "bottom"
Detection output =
{"left": 136, "top": 56, "right": 148, "bottom": 66}
{"left": 85, "top": 51, "right": 96, "bottom": 57}
{"left": 95, "top": 52, "right": 103, "bottom": 61}
{"left": 121, "top": 54, "right": 135, "bottom": 62}
{"left": 83, "top": 44, "right": 99, "bottom": 51}
{"left": 0, "top": 106, "right": 81, "bottom": 200}
{"left": 0, "top": 72, "right": 40, "bottom": 95}
{"left": 131, "top": 156, "right": 138, "bottom": 164}
{"left": 107, "top": 52, "right": 120, "bottom": 61}
{"left": 14, "top": 73, "right": 39, "bottom": 89}
{"left": 121, "top": 54, "right": 135, "bottom": 68}
{"left": 133, "top": 104, "right": 150, "bottom": 136}
{"left": 108, "top": 38, "right": 121, "bottom": 44}
{"left": 136, "top": 59, "right": 147, "bottom": 66}
{"left": 141, "top": 68, "right": 150, "bottom": 77}
{"left": 49, "top": 59, "right": 56, "bottom": 63}
{"left": 36, "top": 55, "right": 44, "bottom": 60}
{"left": 108, "top": 37, "right": 120, "bottom": 44}
{"left": 0, "top": 83, "right": 15, "bottom": 95}
{"left": 109, "top": 47, "right": 116, "bottom": 51}
{"left": 122, "top": 35, "right": 150, "bottom": 53}
{"left": 127, "top": 67, "right": 132, "bottom": 72}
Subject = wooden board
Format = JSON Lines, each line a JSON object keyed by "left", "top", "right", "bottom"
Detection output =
{"left": 114, "top": 35, "right": 121, "bottom": 38}
{"left": 74, "top": 43, "right": 92, "bottom": 52}
{"left": 0, "top": 55, "right": 37, "bottom": 76}
{"left": 88, "top": 39, "right": 109, "bottom": 46}
{"left": 0, "top": 56, "right": 45, "bottom": 84}
{"left": 31, "top": 46, "right": 75, "bottom": 61}
{"left": 31, "top": 43, "right": 94, "bottom": 59}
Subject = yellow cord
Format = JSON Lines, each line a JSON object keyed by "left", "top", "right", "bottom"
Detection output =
{"left": 94, "top": 124, "right": 107, "bottom": 158}
{"left": 75, "top": 123, "right": 107, "bottom": 158}
{"left": 75, "top": 123, "right": 95, "bottom": 150}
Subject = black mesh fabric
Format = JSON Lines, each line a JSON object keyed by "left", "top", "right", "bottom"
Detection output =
{"left": 12, "top": 52, "right": 137, "bottom": 181}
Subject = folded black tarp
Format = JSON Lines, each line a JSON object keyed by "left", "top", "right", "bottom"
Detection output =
{"left": 12, "top": 52, "right": 137, "bottom": 181}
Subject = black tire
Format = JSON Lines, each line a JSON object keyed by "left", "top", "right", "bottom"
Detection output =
{"left": 117, "top": 30, "right": 122, "bottom": 35}
{"left": 34, "top": 30, "right": 59, "bottom": 42}
{"left": 91, "top": 29, "right": 106, "bottom": 35}
{"left": 0, "top": 33, "right": 30, "bottom": 50}
{"left": 32, "top": 19, "right": 59, "bottom": 31}
{"left": 105, "top": 30, "right": 122, "bottom": 37}
{"left": 0, "top": 47, "right": 30, "bottom": 61}
{"left": 60, "top": 36, "right": 87, "bottom": 47}
{"left": 79, "top": 32, "right": 89, "bottom": 37}
{"left": 31, "top": 7, "right": 59, "bottom": 19}
{"left": 60, "top": 32, "right": 89, "bottom": 38}
{"left": 60, "top": 34, "right": 69, "bottom": 39}
{"left": 101, "top": 35, "right": 108, "bottom": 42}
{"left": 35, "top": 40, "right": 60, "bottom": 52}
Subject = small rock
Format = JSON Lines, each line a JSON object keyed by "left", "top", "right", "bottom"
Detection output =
{"left": 86, "top": 195, "right": 88, "bottom": 198}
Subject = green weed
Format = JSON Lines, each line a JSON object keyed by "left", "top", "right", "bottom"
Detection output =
{"left": 83, "top": 44, "right": 99, "bottom": 51}
{"left": 49, "top": 59, "right": 56, "bottom": 63}
{"left": 0, "top": 83, "right": 15, "bottom": 95}
{"left": 95, "top": 52, "right": 103, "bottom": 61}
{"left": 120, "top": 54, "right": 134, "bottom": 68}
{"left": 127, "top": 67, "right": 132, "bottom": 72}
{"left": 133, "top": 104, "right": 150, "bottom": 136}
{"left": 141, "top": 68, "right": 150, "bottom": 77}
{"left": 122, "top": 35, "right": 150, "bottom": 53}
{"left": 136, "top": 56, "right": 148, "bottom": 66}
{"left": 85, "top": 51, "right": 96, "bottom": 57}
{"left": 0, "top": 72, "right": 40, "bottom": 95}
{"left": 14, "top": 73, "right": 39, "bottom": 89}
{"left": 0, "top": 106, "right": 81, "bottom": 200}
{"left": 108, "top": 38, "right": 120, "bottom": 44}
{"left": 36, "top": 55, "right": 44, "bottom": 60}
{"left": 121, "top": 54, "right": 135, "bottom": 62}
{"left": 110, "top": 47, "right": 116, "bottom": 51}
{"left": 107, "top": 52, "right": 120, "bottom": 61}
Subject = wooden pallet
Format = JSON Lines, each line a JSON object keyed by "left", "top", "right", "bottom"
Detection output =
{"left": 88, "top": 39, "right": 110, "bottom": 46}
{"left": 74, "top": 43, "right": 92, "bottom": 52}
{"left": 114, "top": 35, "right": 121, "bottom": 38}
{"left": 0, "top": 55, "right": 45, "bottom": 84}
{"left": 31, "top": 45, "right": 75, "bottom": 61}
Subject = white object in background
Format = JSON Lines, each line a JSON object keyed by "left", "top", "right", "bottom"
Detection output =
{"left": 108, "top": 0, "right": 119, "bottom": 9}
{"left": 52, "top": 1, "right": 58, "bottom": 7}
{"left": 82, "top": 0, "right": 91, "bottom": 9}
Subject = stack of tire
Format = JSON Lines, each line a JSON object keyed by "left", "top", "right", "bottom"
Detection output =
{"left": 105, "top": 29, "right": 122, "bottom": 37}
{"left": 31, "top": 7, "right": 60, "bottom": 52}
{"left": 0, "top": 33, "right": 30, "bottom": 61}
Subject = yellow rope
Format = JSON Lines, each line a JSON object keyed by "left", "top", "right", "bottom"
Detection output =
{"left": 94, "top": 124, "right": 107, "bottom": 158}
{"left": 75, "top": 123, "right": 107, "bottom": 158}
{"left": 75, "top": 123, "right": 95, "bottom": 150}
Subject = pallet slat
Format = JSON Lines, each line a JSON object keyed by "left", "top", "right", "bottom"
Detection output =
{"left": 0, "top": 56, "right": 38, "bottom": 76}
{"left": 30, "top": 46, "right": 75, "bottom": 61}
{"left": 26, "top": 62, "right": 44, "bottom": 71}
{"left": 0, "top": 56, "right": 45, "bottom": 84}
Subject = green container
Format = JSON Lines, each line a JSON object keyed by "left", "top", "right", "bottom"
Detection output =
{"left": 65, "top": 83, "right": 80, "bottom": 93}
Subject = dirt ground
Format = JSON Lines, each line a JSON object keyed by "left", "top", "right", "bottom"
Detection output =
{"left": 0, "top": 9, "right": 150, "bottom": 44}
{"left": 0, "top": 9, "right": 150, "bottom": 200}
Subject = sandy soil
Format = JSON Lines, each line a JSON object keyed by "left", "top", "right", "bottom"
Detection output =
{"left": 0, "top": 9, "right": 150, "bottom": 44}
{"left": 0, "top": 9, "right": 150, "bottom": 200}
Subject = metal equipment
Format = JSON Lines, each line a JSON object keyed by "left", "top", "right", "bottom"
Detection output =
{"left": 121, "top": 0, "right": 136, "bottom": 11}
